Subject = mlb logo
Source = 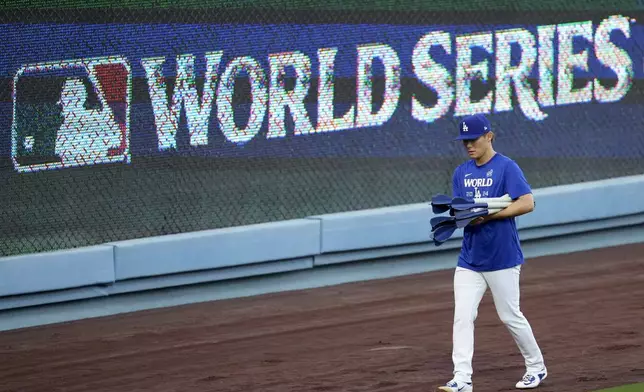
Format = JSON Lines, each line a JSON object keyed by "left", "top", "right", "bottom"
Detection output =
{"left": 11, "top": 56, "right": 132, "bottom": 172}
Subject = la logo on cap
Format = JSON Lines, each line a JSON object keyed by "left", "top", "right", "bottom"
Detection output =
{"left": 463, "top": 122, "right": 469, "bottom": 132}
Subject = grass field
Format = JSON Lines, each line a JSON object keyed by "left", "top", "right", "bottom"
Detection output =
{"left": 596, "top": 384, "right": 644, "bottom": 392}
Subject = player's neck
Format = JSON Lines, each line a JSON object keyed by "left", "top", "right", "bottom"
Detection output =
{"left": 474, "top": 148, "right": 496, "bottom": 166}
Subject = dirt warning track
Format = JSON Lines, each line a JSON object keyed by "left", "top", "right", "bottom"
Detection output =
{"left": 1, "top": 243, "right": 643, "bottom": 392}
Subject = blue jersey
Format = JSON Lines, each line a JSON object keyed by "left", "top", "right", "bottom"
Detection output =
{"left": 451, "top": 153, "right": 532, "bottom": 272}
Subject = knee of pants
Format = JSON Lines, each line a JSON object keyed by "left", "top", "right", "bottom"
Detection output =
{"left": 498, "top": 309, "right": 526, "bottom": 327}
{"left": 455, "top": 308, "right": 478, "bottom": 325}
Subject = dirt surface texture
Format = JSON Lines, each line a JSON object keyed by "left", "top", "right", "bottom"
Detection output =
{"left": 1, "top": 243, "right": 644, "bottom": 392}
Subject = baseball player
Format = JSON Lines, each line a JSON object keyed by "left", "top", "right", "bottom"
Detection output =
{"left": 437, "top": 114, "right": 547, "bottom": 392}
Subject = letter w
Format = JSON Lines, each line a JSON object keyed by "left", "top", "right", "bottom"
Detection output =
{"left": 142, "top": 52, "right": 223, "bottom": 150}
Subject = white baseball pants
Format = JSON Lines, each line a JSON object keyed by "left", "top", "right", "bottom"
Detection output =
{"left": 451, "top": 265, "right": 545, "bottom": 383}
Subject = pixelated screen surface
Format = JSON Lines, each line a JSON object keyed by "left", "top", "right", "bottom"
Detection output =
{"left": 1, "top": 4, "right": 643, "bottom": 256}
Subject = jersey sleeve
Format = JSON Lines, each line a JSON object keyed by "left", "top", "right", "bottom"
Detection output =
{"left": 504, "top": 160, "right": 532, "bottom": 199}
{"left": 452, "top": 167, "right": 461, "bottom": 198}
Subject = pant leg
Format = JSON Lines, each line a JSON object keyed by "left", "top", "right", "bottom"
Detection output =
{"left": 452, "top": 267, "right": 488, "bottom": 383}
{"left": 483, "top": 265, "right": 545, "bottom": 373}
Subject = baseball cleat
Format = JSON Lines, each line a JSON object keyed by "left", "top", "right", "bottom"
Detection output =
{"left": 437, "top": 379, "right": 473, "bottom": 392}
{"left": 515, "top": 369, "right": 547, "bottom": 389}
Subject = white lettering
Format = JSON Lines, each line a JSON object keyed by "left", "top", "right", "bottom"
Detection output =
{"left": 142, "top": 52, "right": 223, "bottom": 150}
{"left": 12, "top": 14, "right": 640, "bottom": 175}
{"left": 316, "top": 48, "right": 356, "bottom": 132}
{"left": 556, "top": 21, "right": 594, "bottom": 106}
{"left": 537, "top": 24, "right": 557, "bottom": 107}
{"left": 267, "top": 51, "right": 315, "bottom": 138}
{"left": 142, "top": 56, "right": 176, "bottom": 150}
{"left": 495, "top": 28, "right": 547, "bottom": 121}
{"left": 594, "top": 15, "right": 633, "bottom": 103}
{"left": 175, "top": 52, "right": 223, "bottom": 146}
{"left": 217, "top": 56, "right": 268, "bottom": 144}
{"left": 411, "top": 31, "right": 454, "bottom": 123}
{"left": 464, "top": 178, "right": 494, "bottom": 187}
{"left": 355, "top": 43, "right": 401, "bottom": 128}
{"left": 455, "top": 32, "right": 494, "bottom": 117}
